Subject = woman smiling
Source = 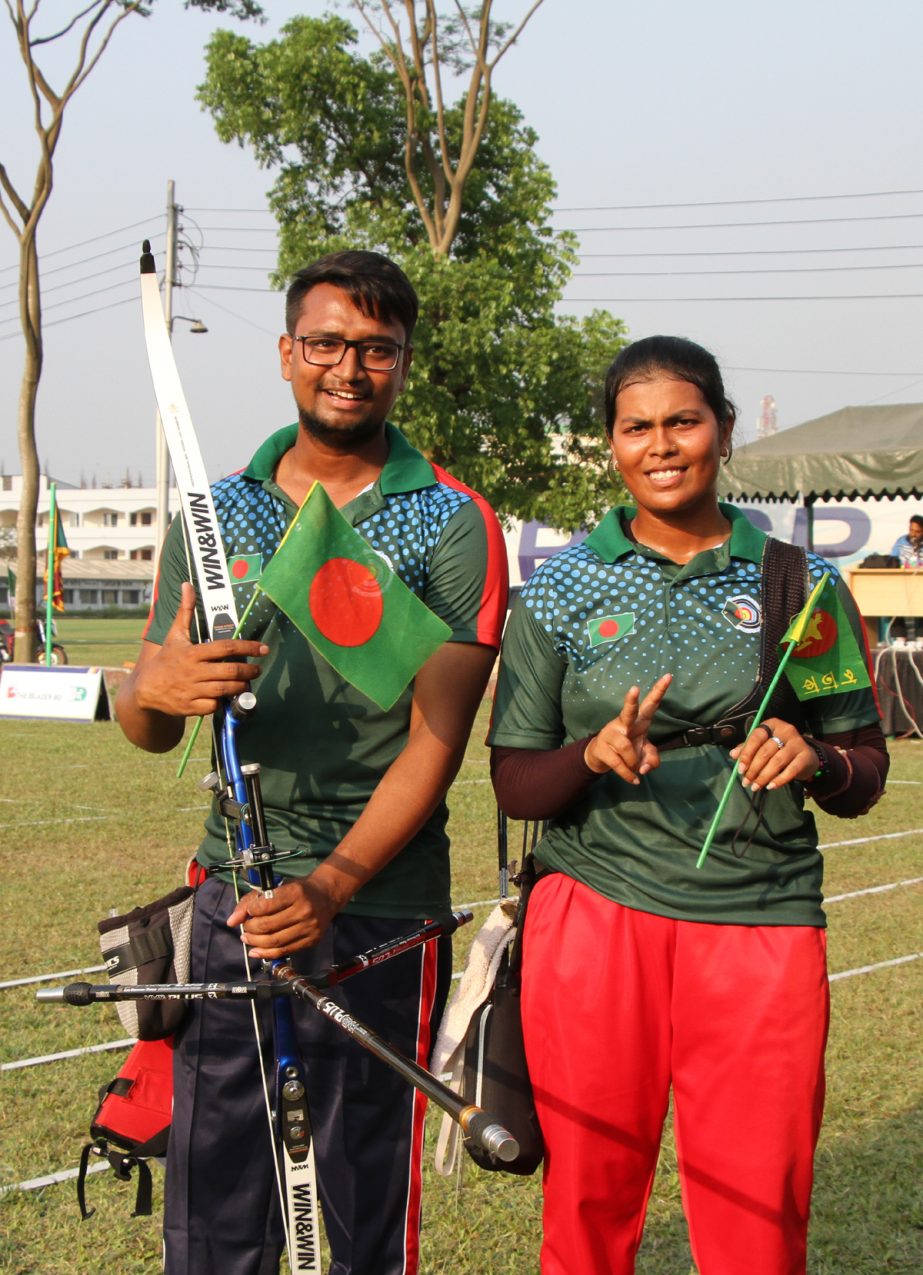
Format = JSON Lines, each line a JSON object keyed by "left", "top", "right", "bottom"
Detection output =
{"left": 489, "top": 335, "right": 888, "bottom": 1274}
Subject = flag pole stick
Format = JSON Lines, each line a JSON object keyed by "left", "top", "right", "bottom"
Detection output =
{"left": 45, "top": 484, "right": 56, "bottom": 667}
{"left": 695, "top": 642, "right": 800, "bottom": 870}
{"left": 695, "top": 571, "right": 831, "bottom": 869}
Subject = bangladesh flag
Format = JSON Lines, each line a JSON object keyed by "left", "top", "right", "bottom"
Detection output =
{"left": 256, "top": 482, "right": 452, "bottom": 710}
{"left": 227, "top": 553, "right": 262, "bottom": 584}
{"left": 587, "top": 611, "right": 635, "bottom": 648}
{"left": 780, "top": 573, "right": 871, "bottom": 700}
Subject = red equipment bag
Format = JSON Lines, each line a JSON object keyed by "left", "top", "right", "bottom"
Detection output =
{"left": 77, "top": 1035, "right": 174, "bottom": 1219}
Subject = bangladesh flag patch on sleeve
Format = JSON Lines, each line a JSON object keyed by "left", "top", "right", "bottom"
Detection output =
{"left": 587, "top": 612, "right": 635, "bottom": 647}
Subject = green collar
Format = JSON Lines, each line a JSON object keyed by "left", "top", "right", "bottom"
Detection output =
{"left": 585, "top": 503, "right": 766, "bottom": 566}
{"left": 243, "top": 422, "right": 436, "bottom": 495}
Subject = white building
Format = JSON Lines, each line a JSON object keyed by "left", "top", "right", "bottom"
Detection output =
{"left": 0, "top": 472, "right": 181, "bottom": 610}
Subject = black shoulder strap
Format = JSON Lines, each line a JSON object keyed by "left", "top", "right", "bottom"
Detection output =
{"left": 754, "top": 537, "right": 809, "bottom": 729}
{"left": 659, "top": 536, "right": 810, "bottom": 751}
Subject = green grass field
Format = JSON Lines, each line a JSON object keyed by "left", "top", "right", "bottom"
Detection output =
{"left": 0, "top": 620, "right": 920, "bottom": 1272}
{"left": 47, "top": 616, "right": 148, "bottom": 670}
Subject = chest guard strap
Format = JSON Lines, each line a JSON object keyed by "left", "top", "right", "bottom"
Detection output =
{"left": 658, "top": 537, "right": 810, "bottom": 752}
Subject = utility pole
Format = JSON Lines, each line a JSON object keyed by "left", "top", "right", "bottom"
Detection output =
{"left": 154, "top": 180, "right": 177, "bottom": 562}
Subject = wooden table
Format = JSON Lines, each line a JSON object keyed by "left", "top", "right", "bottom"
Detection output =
{"left": 846, "top": 568, "right": 923, "bottom": 648}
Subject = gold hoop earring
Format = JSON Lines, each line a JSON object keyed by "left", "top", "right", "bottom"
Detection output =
{"left": 607, "top": 457, "right": 620, "bottom": 483}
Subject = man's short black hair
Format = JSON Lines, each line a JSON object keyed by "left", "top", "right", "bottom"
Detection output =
{"left": 285, "top": 251, "right": 418, "bottom": 344}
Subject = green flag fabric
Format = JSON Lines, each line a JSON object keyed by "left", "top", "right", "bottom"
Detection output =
{"left": 781, "top": 574, "right": 871, "bottom": 701}
{"left": 257, "top": 482, "right": 452, "bottom": 710}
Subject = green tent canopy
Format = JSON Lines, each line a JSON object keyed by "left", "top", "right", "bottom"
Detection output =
{"left": 718, "top": 404, "right": 923, "bottom": 505}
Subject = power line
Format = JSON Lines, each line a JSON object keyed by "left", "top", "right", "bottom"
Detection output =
{"left": 0, "top": 295, "right": 135, "bottom": 339}
{"left": 0, "top": 215, "right": 159, "bottom": 274}
{"left": 192, "top": 282, "right": 279, "bottom": 294}
{"left": 578, "top": 242, "right": 923, "bottom": 259}
{"left": 552, "top": 188, "right": 923, "bottom": 213}
{"left": 573, "top": 263, "right": 923, "bottom": 278}
{"left": 185, "top": 207, "right": 274, "bottom": 215}
{"left": 193, "top": 224, "right": 281, "bottom": 235}
{"left": 562, "top": 293, "right": 923, "bottom": 302}
{"left": 561, "top": 212, "right": 923, "bottom": 234}
{"left": 0, "top": 237, "right": 164, "bottom": 295}
{"left": 0, "top": 279, "right": 134, "bottom": 325}
{"left": 193, "top": 262, "right": 278, "bottom": 273}
{"left": 195, "top": 243, "right": 277, "bottom": 255}
{"left": 186, "top": 286, "right": 281, "bottom": 337}
{"left": 726, "top": 365, "right": 923, "bottom": 377}
{"left": 0, "top": 261, "right": 133, "bottom": 307}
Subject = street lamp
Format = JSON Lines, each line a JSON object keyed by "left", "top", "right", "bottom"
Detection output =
{"left": 174, "top": 316, "right": 208, "bottom": 335}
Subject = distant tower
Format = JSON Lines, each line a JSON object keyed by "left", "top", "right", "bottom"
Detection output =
{"left": 757, "top": 394, "right": 777, "bottom": 438}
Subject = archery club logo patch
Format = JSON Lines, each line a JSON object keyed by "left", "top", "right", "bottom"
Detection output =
{"left": 722, "top": 594, "right": 762, "bottom": 633}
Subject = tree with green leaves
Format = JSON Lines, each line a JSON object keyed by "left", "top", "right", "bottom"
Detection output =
{"left": 0, "top": 0, "right": 263, "bottom": 663}
{"left": 199, "top": 2, "right": 626, "bottom": 529}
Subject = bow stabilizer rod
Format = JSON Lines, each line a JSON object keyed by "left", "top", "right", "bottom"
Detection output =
{"left": 272, "top": 961, "right": 520, "bottom": 1166}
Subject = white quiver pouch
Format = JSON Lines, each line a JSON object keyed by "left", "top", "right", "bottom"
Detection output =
{"left": 432, "top": 895, "right": 543, "bottom": 1176}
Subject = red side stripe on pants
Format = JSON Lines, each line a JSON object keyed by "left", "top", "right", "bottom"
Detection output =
{"left": 400, "top": 932, "right": 438, "bottom": 1274}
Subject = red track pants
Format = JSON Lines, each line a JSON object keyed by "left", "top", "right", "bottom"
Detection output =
{"left": 521, "top": 874, "right": 829, "bottom": 1275}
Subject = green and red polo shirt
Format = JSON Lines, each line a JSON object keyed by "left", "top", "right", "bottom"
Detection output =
{"left": 146, "top": 423, "right": 508, "bottom": 919}
{"left": 488, "top": 505, "right": 878, "bottom": 926}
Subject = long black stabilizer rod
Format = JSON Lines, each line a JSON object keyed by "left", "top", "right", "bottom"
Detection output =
{"left": 37, "top": 912, "right": 473, "bottom": 1007}
{"left": 272, "top": 960, "right": 519, "bottom": 1166}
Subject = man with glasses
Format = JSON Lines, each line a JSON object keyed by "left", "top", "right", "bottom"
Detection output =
{"left": 117, "top": 250, "right": 508, "bottom": 1275}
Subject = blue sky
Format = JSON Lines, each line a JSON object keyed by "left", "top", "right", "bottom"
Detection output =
{"left": 2, "top": 0, "right": 922, "bottom": 486}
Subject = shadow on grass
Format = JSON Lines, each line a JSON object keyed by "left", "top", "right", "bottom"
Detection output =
{"left": 810, "top": 1099, "right": 923, "bottom": 1273}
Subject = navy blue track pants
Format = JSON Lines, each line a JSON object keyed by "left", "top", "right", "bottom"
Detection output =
{"left": 163, "top": 878, "right": 451, "bottom": 1275}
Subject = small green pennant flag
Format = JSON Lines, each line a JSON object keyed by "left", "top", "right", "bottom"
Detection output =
{"left": 587, "top": 612, "right": 635, "bottom": 647}
{"left": 781, "top": 574, "right": 871, "bottom": 701}
{"left": 257, "top": 482, "right": 452, "bottom": 710}
{"left": 696, "top": 570, "right": 869, "bottom": 871}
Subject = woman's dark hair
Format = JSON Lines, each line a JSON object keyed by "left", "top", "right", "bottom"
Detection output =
{"left": 285, "top": 250, "right": 418, "bottom": 344}
{"left": 603, "top": 335, "right": 737, "bottom": 438}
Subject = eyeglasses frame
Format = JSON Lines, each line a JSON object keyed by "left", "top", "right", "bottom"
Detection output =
{"left": 292, "top": 334, "right": 407, "bottom": 372}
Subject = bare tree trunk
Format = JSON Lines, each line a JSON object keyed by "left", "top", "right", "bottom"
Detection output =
{"left": 14, "top": 235, "right": 41, "bottom": 663}
{"left": 355, "top": 0, "right": 545, "bottom": 258}
{"left": 1, "top": 0, "right": 149, "bottom": 662}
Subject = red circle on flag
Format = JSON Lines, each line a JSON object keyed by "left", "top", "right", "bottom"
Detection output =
{"left": 794, "top": 609, "right": 837, "bottom": 659}
{"left": 599, "top": 619, "right": 620, "bottom": 638}
{"left": 309, "top": 557, "right": 383, "bottom": 647}
{"left": 231, "top": 559, "right": 249, "bottom": 579}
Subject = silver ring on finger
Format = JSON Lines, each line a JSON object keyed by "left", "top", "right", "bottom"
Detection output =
{"left": 770, "top": 734, "right": 784, "bottom": 750}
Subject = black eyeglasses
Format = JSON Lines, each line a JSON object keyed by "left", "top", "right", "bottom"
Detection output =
{"left": 294, "top": 335, "right": 405, "bottom": 372}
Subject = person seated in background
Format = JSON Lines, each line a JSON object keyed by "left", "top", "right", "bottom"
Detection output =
{"left": 888, "top": 514, "right": 923, "bottom": 641}
{"left": 891, "top": 514, "right": 923, "bottom": 569}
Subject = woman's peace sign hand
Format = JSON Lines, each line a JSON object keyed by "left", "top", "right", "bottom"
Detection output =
{"left": 583, "top": 674, "right": 673, "bottom": 785}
